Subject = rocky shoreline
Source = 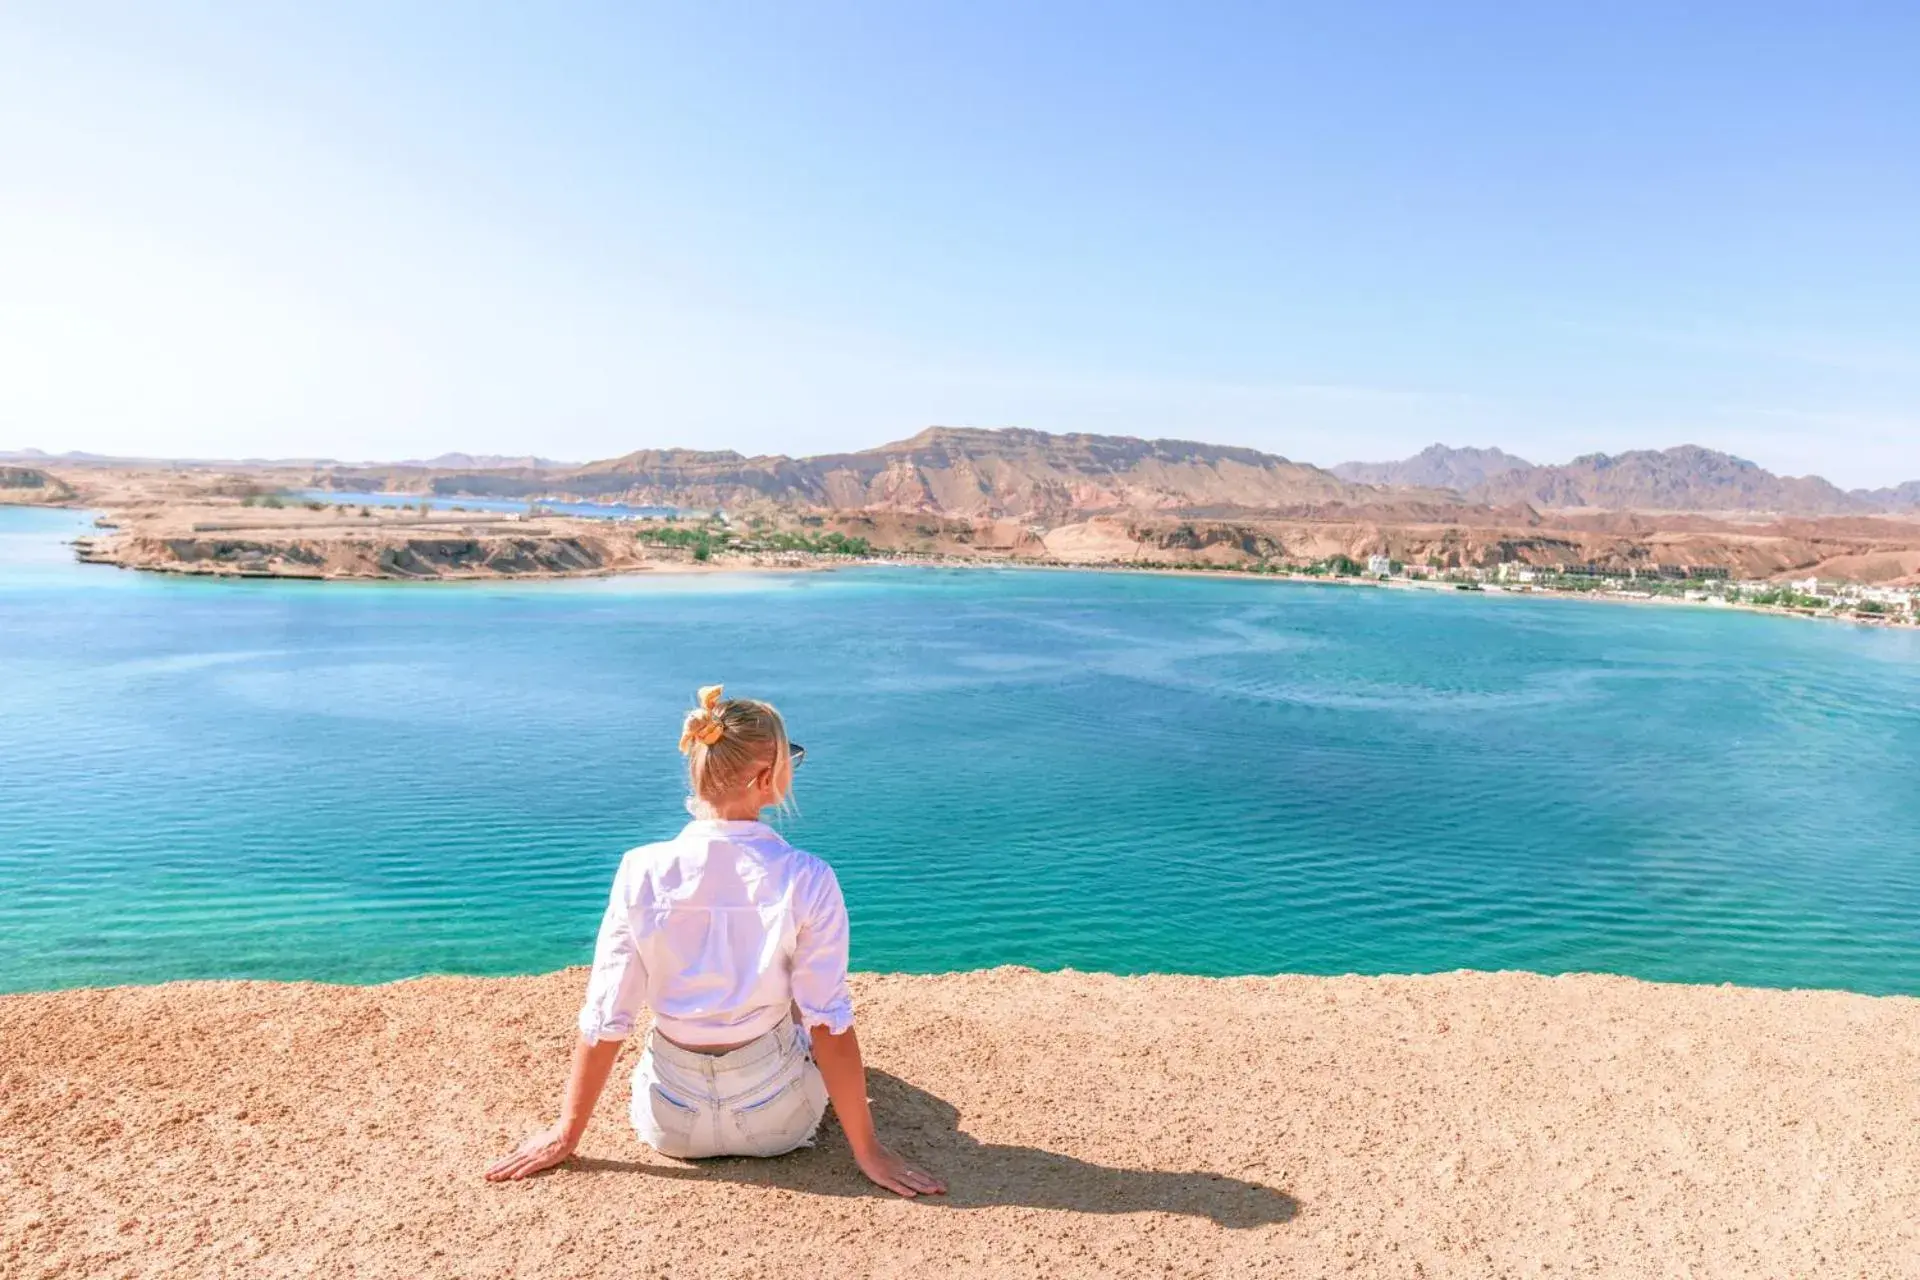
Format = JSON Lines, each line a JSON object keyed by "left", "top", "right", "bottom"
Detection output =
{"left": 77, "top": 523, "right": 648, "bottom": 580}
{"left": 0, "top": 465, "right": 75, "bottom": 505}
{"left": 63, "top": 522, "right": 1920, "bottom": 629}
{"left": 70, "top": 515, "right": 839, "bottom": 581}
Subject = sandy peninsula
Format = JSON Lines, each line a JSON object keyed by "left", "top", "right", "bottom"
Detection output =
{"left": 67, "top": 498, "right": 831, "bottom": 580}
{"left": 4, "top": 968, "right": 1916, "bottom": 1279}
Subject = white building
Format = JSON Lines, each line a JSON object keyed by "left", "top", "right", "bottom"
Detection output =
{"left": 1367, "top": 554, "right": 1393, "bottom": 577}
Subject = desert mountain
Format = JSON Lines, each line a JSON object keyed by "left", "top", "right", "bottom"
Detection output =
{"left": 1341, "top": 444, "right": 1914, "bottom": 516}
{"left": 330, "top": 427, "right": 1377, "bottom": 519}
{"left": 0, "top": 449, "right": 114, "bottom": 464}
{"left": 1334, "top": 444, "right": 1536, "bottom": 491}
{"left": 1471, "top": 446, "right": 1869, "bottom": 514}
{"left": 1855, "top": 480, "right": 1920, "bottom": 513}
{"left": 396, "top": 453, "right": 575, "bottom": 471}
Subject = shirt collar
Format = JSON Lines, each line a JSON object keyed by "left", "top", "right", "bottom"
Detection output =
{"left": 682, "top": 818, "right": 781, "bottom": 842}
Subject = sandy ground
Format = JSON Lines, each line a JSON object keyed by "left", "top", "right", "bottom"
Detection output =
{"left": 3, "top": 968, "right": 1917, "bottom": 1279}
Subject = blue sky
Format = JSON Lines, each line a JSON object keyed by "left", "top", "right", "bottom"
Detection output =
{"left": 1, "top": 2, "right": 1915, "bottom": 485}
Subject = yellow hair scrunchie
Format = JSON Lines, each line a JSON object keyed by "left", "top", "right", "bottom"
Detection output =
{"left": 677, "top": 684, "right": 727, "bottom": 754}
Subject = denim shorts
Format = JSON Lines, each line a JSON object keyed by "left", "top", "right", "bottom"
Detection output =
{"left": 629, "top": 1015, "right": 829, "bottom": 1159}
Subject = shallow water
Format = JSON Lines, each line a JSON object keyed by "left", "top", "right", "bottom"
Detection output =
{"left": 3, "top": 505, "right": 1918, "bottom": 994}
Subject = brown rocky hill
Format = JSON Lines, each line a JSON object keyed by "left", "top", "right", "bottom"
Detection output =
{"left": 325, "top": 430, "right": 1919, "bottom": 521}
{"left": 395, "top": 453, "right": 576, "bottom": 471}
{"left": 1333, "top": 444, "right": 1536, "bottom": 491}
{"left": 327, "top": 428, "right": 1375, "bottom": 519}
{"left": 1340, "top": 443, "right": 1901, "bottom": 516}
{"left": 0, "top": 466, "right": 75, "bottom": 503}
{"left": 1856, "top": 480, "right": 1920, "bottom": 513}
{"left": 1469, "top": 446, "right": 1871, "bottom": 514}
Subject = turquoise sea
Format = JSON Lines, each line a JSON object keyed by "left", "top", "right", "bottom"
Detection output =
{"left": 3, "top": 504, "right": 1919, "bottom": 996}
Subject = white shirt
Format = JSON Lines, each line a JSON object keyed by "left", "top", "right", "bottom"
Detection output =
{"left": 577, "top": 818, "right": 855, "bottom": 1048}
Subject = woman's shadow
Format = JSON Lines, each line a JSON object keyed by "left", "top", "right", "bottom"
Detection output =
{"left": 572, "top": 1070, "right": 1298, "bottom": 1229}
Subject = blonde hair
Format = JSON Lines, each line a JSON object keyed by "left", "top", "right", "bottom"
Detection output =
{"left": 679, "top": 684, "right": 792, "bottom": 812}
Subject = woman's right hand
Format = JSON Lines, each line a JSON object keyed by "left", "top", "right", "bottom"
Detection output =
{"left": 485, "top": 1121, "right": 577, "bottom": 1181}
{"left": 854, "top": 1140, "right": 946, "bottom": 1199}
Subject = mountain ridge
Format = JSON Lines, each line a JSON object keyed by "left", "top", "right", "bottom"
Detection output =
{"left": 371, "top": 431, "right": 1920, "bottom": 519}
{"left": 328, "top": 426, "right": 1386, "bottom": 519}
{"left": 396, "top": 453, "right": 576, "bottom": 471}
{"left": 15, "top": 432, "right": 1918, "bottom": 519}
{"left": 1856, "top": 480, "right": 1920, "bottom": 511}
{"left": 1334, "top": 444, "right": 1537, "bottom": 491}
{"left": 1336, "top": 443, "right": 1919, "bottom": 515}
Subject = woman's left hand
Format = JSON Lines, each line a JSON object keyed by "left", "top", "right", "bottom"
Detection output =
{"left": 485, "top": 1122, "right": 576, "bottom": 1181}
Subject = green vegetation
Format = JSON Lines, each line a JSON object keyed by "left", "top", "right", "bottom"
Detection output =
{"left": 1529, "top": 571, "right": 1734, "bottom": 601}
{"left": 635, "top": 525, "right": 725, "bottom": 557}
{"left": 1745, "top": 588, "right": 1826, "bottom": 610}
{"left": 758, "top": 530, "right": 872, "bottom": 556}
{"left": 1297, "top": 554, "right": 1366, "bottom": 578}
{"left": 633, "top": 520, "right": 873, "bottom": 559}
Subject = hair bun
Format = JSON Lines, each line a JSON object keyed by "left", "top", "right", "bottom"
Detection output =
{"left": 677, "top": 684, "right": 728, "bottom": 754}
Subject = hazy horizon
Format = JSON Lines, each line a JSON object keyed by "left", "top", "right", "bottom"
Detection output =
{"left": 3, "top": 3, "right": 1915, "bottom": 488}
{"left": 9, "top": 429, "right": 1919, "bottom": 492}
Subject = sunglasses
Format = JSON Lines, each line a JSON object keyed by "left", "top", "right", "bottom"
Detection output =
{"left": 788, "top": 743, "right": 806, "bottom": 769}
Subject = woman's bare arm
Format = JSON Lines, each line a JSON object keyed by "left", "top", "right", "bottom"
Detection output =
{"left": 809, "top": 1024, "right": 945, "bottom": 1198}
{"left": 485, "top": 1034, "right": 622, "bottom": 1181}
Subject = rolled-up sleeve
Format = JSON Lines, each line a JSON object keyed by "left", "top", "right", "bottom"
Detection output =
{"left": 577, "top": 859, "right": 648, "bottom": 1045}
{"left": 791, "top": 864, "right": 855, "bottom": 1035}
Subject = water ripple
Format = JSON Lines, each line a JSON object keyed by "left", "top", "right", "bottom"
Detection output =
{"left": 3, "top": 510, "right": 1919, "bottom": 994}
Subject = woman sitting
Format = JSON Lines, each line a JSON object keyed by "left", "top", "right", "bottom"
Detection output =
{"left": 487, "top": 685, "right": 944, "bottom": 1198}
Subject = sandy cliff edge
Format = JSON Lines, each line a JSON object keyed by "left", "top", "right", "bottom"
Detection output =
{"left": 4, "top": 967, "right": 1917, "bottom": 1279}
